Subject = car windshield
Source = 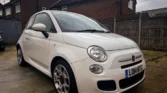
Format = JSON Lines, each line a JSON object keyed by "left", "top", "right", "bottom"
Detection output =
{"left": 52, "top": 11, "right": 109, "bottom": 33}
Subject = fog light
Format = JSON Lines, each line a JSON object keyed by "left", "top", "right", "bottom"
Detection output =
{"left": 90, "top": 64, "right": 103, "bottom": 74}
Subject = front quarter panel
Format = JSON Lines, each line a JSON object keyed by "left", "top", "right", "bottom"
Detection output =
{"left": 49, "top": 41, "right": 89, "bottom": 65}
{"left": 48, "top": 40, "right": 89, "bottom": 77}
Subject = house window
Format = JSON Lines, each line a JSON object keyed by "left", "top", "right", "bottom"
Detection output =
{"left": 128, "top": 0, "right": 133, "bottom": 10}
{"left": 5, "top": 7, "right": 11, "bottom": 16}
{"left": 62, "top": 6, "right": 67, "bottom": 11}
{"left": 0, "top": 10, "right": 2, "bottom": 16}
{"left": 15, "top": 3, "right": 21, "bottom": 13}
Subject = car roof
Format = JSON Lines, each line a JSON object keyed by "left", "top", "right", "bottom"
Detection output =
{"left": 36, "top": 10, "right": 81, "bottom": 16}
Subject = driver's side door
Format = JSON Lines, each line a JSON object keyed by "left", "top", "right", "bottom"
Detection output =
{"left": 28, "top": 13, "right": 56, "bottom": 70}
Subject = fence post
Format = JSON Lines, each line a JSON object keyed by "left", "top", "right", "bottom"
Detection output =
{"left": 138, "top": 13, "right": 142, "bottom": 47}
{"left": 114, "top": 17, "right": 116, "bottom": 33}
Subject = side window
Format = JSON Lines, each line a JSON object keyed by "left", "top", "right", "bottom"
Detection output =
{"left": 26, "top": 16, "right": 35, "bottom": 29}
{"left": 5, "top": 7, "right": 11, "bottom": 16}
{"left": 15, "top": 3, "right": 21, "bottom": 13}
{"left": 33, "top": 13, "right": 56, "bottom": 32}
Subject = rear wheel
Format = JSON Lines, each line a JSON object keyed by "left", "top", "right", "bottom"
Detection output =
{"left": 17, "top": 48, "right": 27, "bottom": 67}
{"left": 52, "top": 60, "right": 78, "bottom": 93}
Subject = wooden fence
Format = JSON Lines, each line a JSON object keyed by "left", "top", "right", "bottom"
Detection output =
{"left": 141, "top": 17, "right": 167, "bottom": 50}
{"left": 100, "top": 13, "right": 167, "bottom": 51}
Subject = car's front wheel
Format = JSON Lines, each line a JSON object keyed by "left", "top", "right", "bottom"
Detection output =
{"left": 17, "top": 48, "right": 27, "bottom": 67}
{"left": 52, "top": 59, "right": 78, "bottom": 93}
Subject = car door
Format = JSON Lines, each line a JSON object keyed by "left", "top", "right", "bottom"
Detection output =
{"left": 28, "top": 13, "right": 56, "bottom": 69}
{"left": 21, "top": 16, "right": 36, "bottom": 61}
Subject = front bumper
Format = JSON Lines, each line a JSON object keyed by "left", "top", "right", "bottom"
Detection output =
{"left": 72, "top": 48, "right": 146, "bottom": 93}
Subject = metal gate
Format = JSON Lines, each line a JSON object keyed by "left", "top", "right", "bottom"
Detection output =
{"left": 0, "top": 19, "right": 22, "bottom": 44}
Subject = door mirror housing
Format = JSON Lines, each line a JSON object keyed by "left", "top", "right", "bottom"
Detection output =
{"left": 32, "top": 23, "right": 46, "bottom": 32}
{"left": 32, "top": 23, "right": 49, "bottom": 38}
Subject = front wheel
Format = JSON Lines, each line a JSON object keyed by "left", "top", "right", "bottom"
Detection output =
{"left": 52, "top": 60, "right": 78, "bottom": 93}
{"left": 17, "top": 48, "right": 27, "bottom": 67}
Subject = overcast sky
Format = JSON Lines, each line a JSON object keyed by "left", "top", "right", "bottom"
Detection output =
{"left": 0, "top": 0, "right": 10, "bottom": 5}
{"left": 137, "top": 0, "right": 167, "bottom": 12}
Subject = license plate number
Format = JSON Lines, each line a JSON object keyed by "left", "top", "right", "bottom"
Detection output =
{"left": 125, "top": 65, "right": 143, "bottom": 78}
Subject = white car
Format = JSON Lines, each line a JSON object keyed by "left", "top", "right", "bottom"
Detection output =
{"left": 16, "top": 10, "right": 146, "bottom": 93}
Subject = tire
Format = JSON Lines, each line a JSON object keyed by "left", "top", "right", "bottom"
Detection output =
{"left": 52, "top": 59, "right": 78, "bottom": 93}
{"left": 17, "top": 48, "right": 27, "bottom": 67}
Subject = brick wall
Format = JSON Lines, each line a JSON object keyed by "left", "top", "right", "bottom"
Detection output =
{"left": 64, "top": 0, "right": 119, "bottom": 20}
{"left": 20, "top": 0, "right": 37, "bottom": 29}
{"left": 56, "top": 0, "right": 136, "bottom": 20}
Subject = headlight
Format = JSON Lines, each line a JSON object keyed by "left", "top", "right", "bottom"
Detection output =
{"left": 87, "top": 46, "right": 108, "bottom": 62}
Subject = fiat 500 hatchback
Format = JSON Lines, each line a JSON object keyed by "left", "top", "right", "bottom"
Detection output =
{"left": 17, "top": 10, "right": 146, "bottom": 93}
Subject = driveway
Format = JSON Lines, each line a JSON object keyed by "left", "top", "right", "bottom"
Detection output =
{"left": 0, "top": 46, "right": 167, "bottom": 93}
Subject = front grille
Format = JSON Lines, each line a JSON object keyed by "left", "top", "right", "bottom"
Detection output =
{"left": 97, "top": 80, "right": 116, "bottom": 91}
{"left": 121, "top": 60, "right": 142, "bottom": 69}
{"left": 119, "top": 71, "right": 144, "bottom": 89}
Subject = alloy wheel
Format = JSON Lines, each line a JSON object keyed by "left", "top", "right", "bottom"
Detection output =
{"left": 17, "top": 49, "right": 22, "bottom": 64}
{"left": 53, "top": 64, "right": 70, "bottom": 93}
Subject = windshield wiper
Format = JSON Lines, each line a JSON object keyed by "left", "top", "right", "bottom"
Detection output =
{"left": 76, "top": 29, "right": 108, "bottom": 33}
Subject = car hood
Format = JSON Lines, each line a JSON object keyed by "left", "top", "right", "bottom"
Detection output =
{"left": 62, "top": 33, "right": 138, "bottom": 51}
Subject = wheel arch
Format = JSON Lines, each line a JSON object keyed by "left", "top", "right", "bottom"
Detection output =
{"left": 50, "top": 56, "right": 75, "bottom": 77}
{"left": 50, "top": 56, "right": 79, "bottom": 93}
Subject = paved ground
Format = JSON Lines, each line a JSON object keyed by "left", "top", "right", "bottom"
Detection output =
{"left": 0, "top": 46, "right": 167, "bottom": 93}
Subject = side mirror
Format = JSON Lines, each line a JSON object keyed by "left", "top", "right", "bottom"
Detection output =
{"left": 31, "top": 23, "right": 46, "bottom": 32}
{"left": 31, "top": 23, "right": 49, "bottom": 38}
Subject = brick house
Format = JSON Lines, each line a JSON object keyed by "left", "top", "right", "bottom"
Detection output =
{"left": 0, "top": 0, "right": 137, "bottom": 29}
{"left": 0, "top": 0, "right": 56, "bottom": 29}
{"left": 50, "top": 0, "right": 137, "bottom": 20}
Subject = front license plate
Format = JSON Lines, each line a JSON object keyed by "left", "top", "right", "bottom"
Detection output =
{"left": 125, "top": 65, "right": 143, "bottom": 78}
